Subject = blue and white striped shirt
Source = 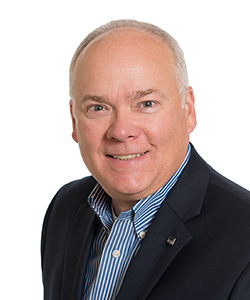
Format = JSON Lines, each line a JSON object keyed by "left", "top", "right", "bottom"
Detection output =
{"left": 82, "top": 144, "right": 191, "bottom": 300}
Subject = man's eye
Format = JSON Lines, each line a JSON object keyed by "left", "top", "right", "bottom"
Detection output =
{"left": 141, "top": 101, "right": 154, "bottom": 108}
{"left": 85, "top": 104, "right": 110, "bottom": 118}
{"left": 89, "top": 105, "right": 105, "bottom": 111}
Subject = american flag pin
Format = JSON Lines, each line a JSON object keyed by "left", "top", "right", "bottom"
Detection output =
{"left": 167, "top": 236, "right": 176, "bottom": 246}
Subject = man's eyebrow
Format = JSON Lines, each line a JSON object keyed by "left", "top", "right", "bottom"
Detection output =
{"left": 80, "top": 95, "right": 107, "bottom": 103}
{"left": 129, "top": 89, "right": 164, "bottom": 100}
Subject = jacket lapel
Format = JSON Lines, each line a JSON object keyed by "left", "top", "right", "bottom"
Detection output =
{"left": 116, "top": 202, "right": 193, "bottom": 300}
{"left": 61, "top": 202, "right": 100, "bottom": 300}
{"left": 116, "top": 145, "right": 211, "bottom": 300}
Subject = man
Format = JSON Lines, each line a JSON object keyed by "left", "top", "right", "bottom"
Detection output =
{"left": 41, "top": 20, "right": 250, "bottom": 299}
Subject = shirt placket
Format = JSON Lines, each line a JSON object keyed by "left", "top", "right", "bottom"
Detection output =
{"left": 88, "top": 213, "right": 136, "bottom": 300}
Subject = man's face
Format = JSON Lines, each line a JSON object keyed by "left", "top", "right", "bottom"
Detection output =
{"left": 70, "top": 29, "right": 196, "bottom": 209}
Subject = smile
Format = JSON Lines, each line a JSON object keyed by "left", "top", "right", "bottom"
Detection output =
{"left": 111, "top": 152, "right": 147, "bottom": 161}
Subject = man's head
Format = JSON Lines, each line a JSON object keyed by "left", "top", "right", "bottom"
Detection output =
{"left": 70, "top": 20, "right": 196, "bottom": 213}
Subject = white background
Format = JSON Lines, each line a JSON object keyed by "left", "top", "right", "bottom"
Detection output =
{"left": 1, "top": 1, "right": 250, "bottom": 299}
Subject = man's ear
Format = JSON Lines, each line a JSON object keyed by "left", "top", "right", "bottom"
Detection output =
{"left": 70, "top": 100, "right": 78, "bottom": 143}
{"left": 185, "top": 86, "right": 197, "bottom": 134}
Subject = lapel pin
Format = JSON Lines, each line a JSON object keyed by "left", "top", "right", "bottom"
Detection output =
{"left": 167, "top": 236, "right": 176, "bottom": 246}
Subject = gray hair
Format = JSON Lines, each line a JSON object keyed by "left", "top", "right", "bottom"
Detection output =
{"left": 69, "top": 19, "right": 189, "bottom": 102}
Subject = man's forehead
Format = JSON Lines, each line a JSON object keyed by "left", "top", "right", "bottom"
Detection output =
{"left": 70, "top": 28, "right": 178, "bottom": 99}
{"left": 77, "top": 27, "right": 173, "bottom": 63}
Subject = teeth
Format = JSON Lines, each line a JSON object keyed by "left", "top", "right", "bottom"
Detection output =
{"left": 112, "top": 153, "right": 145, "bottom": 160}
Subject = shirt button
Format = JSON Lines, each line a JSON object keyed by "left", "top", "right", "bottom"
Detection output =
{"left": 139, "top": 231, "right": 146, "bottom": 239}
{"left": 112, "top": 250, "right": 120, "bottom": 258}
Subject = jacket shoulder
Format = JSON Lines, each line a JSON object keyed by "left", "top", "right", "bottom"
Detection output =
{"left": 42, "top": 176, "right": 97, "bottom": 236}
{"left": 209, "top": 168, "right": 250, "bottom": 206}
{"left": 53, "top": 176, "right": 97, "bottom": 205}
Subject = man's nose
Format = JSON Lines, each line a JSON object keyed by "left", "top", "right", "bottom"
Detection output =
{"left": 106, "top": 111, "right": 140, "bottom": 142}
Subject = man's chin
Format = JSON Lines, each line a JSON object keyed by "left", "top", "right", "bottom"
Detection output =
{"left": 103, "top": 179, "right": 152, "bottom": 203}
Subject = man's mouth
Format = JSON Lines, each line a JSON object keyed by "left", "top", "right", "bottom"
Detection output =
{"left": 109, "top": 151, "right": 147, "bottom": 161}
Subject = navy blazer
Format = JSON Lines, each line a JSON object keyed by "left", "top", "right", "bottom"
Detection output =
{"left": 41, "top": 145, "right": 250, "bottom": 299}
